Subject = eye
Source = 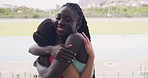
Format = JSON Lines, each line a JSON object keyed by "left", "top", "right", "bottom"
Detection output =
{"left": 65, "top": 16, "right": 73, "bottom": 22}
{"left": 56, "top": 14, "right": 61, "bottom": 20}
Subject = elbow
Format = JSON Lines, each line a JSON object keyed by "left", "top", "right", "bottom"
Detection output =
{"left": 28, "top": 47, "right": 36, "bottom": 55}
{"left": 28, "top": 48, "right": 32, "bottom": 54}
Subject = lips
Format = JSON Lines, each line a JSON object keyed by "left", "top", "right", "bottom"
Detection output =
{"left": 57, "top": 26, "right": 67, "bottom": 33}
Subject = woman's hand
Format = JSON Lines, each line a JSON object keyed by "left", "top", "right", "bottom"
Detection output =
{"left": 82, "top": 32, "right": 94, "bottom": 58}
{"left": 51, "top": 44, "right": 76, "bottom": 63}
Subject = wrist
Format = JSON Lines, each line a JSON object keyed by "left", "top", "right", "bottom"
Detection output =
{"left": 45, "top": 46, "right": 52, "bottom": 54}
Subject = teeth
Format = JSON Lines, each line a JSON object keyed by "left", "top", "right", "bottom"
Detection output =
{"left": 58, "top": 27, "right": 65, "bottom": 31}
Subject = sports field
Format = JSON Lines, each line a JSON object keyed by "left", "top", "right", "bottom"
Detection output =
{"left": 0, "top": 18, "right": 148, "bottom": 36}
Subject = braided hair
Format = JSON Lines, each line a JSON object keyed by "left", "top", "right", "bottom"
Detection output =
{"left": 61, "top": 3, "right": 91, "bottom": 41}
{"left": 33, "top": 18, "right": 56, "bottom": 46}
{"left": 62, "top": 3, "right": 95, "bottom": 78}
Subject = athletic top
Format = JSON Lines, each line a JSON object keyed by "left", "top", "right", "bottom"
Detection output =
{"left": 72, "top": 59, "right": 86, "bottom": 74}
{"left": 49, "top": 55, "right": 86, "bottom": 76}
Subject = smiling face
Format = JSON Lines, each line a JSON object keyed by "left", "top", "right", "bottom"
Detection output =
{"left": 55, "top": 6, "right": 79, "bottom": 37}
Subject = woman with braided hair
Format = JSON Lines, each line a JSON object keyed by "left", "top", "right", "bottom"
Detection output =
{"left": 29, "top": 3, "right": 95, "bottom": 78}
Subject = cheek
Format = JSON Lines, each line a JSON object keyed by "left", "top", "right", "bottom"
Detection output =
{"left": 67, "top": 23, "right": 76, "bottom": 30}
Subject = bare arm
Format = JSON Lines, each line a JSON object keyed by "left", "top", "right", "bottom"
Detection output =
{"left": 80, "top": 32, "right": 95, "bottom": 78}
{"left": 35, "top": 33, "right": 83, "bottom": 78}
{"left": 35, "top": 46, "right": 76, "bottom": 78}
{"left": 36, "top": 58, "right": 71, "bottom": 78}
{"left": 29, "top": 44, "right": 52, "bottom": 56}
{"left": 63, "top": 32, "right": 95, "bottom": 78}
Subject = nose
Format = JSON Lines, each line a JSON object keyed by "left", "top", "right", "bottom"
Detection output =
{"left": 58, "top": 19, "right": 65, "bottom": 26}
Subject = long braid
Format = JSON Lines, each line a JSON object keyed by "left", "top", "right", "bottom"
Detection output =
{"left": 61, "top": 3, "right": 91, "bottom": 41}
{"left": 78, "top": 15, "right": 91, "bottom": 41}
{"left": 62, "top": 3, "right": 95, "bottom": 78}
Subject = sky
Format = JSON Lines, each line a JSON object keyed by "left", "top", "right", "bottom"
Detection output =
{"left": 0, "top": 0, "right": 80, "bottom": 10}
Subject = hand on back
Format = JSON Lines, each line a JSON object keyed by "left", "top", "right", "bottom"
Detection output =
{"left": 82, "top": 32, "right": 94, "bottom": 57}
{"left": 51, "top": 44, "right": 76, "bottom": 63}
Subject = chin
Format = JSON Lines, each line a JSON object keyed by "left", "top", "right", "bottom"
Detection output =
{"left": 56, "top": 31, "right": 65, "bottom": 36}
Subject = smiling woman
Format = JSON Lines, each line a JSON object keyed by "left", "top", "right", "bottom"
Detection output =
{"left": 28, "top": 3, "right": 95, "bottom": 78}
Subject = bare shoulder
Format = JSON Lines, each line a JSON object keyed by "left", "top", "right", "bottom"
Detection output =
{"left": 67, "top": 33, "right": 83, "bottom": 40}
{"left": 65, "top": 33, "right": 83, "bottom": 46}
{"left": 66, "top": 33, "right": 88, "bottom": 63}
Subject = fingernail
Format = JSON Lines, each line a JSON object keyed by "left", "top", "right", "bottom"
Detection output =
{"left": 69, "top": 44, "right": 72, "bottom": 46}
{"left": 74, "top": 53, "right": 76, "bottom": 56}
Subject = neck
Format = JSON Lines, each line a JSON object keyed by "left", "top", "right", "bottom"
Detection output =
{"left": 57, "top": 35, "right": 68, "bottom": 44}
{"left": 57, "top": 32, "right": 77, "bottom": 44}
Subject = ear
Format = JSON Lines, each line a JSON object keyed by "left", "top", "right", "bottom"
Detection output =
{"left": 76, "top": 20, "right": 81, "bottom": 29}
{"left": 75, "top": 26, "right": 79, "bottom": 32}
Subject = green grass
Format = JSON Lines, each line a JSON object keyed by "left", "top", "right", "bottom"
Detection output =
{"left": 0, "top": 18, "right": 148, "bottom": 36}
{"left": 88, "top": 20, "right": 148, "bottom": 35}
{"left": 0, "top": 21, "right": 39, "bottom": 36}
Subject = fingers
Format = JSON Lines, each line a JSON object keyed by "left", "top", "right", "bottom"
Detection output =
{"left": 65, "top": 44, "right": 72, "bottom": 48}
{"left": 56, "top": 53, "right": 74, "bottom": 63}
{"left": 61, "top": 48, "right": 76, "bottom": 56}
{"left": 56, "top": 47, "right": 76, "bottom": 63}
{"left": 59, "top": 44, "right": 72, "bottom": 49}
{"left": 82, "top": 32, "right": 95, "bottom": 57}
{"left": 82, "top": 32, "right": 90, "bottom": 45}
{"left": 82, "top": 32, "right": 89, "bottom": 42}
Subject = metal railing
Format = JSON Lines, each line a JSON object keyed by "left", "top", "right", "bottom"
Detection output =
{"left": 0, "top": 71, "right": 147, "bottom": 78}
{"left": 96, "top": 71, "right": 148, "bottom": 78}
{"left": 0, "top": 72, "right": 40, "bottom": 78}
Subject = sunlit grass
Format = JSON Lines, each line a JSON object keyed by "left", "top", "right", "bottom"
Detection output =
{"left": 0, "top": 18, "right": 148, "bottom": 36}
{"left": 0, "top": 22, "right": 39, "bottom": 36}
{"left": 88, "top": 20, "right": 148, "bottom": 35}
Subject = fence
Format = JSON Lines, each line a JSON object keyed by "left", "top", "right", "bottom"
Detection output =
{"left": 0, "top": 71, "right": 148, "bottom": 78}
{"left": 0, "top": 72, "right": 40, "bottom": 78}
{"left": 96, "top": 71, "right": 148, "bottom": 78}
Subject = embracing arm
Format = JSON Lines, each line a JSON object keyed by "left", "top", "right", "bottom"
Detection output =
{"left": 36, "top": 58, "right": 71, "bottom": 78}
{"left": 35, "top": 33, "right": 84, "bottom": 78}
{"left": 29, "top": 44, "right": 52, "bottom": 56}
{"left": 81, "top": 57, "right": 94, "bottom": 78}
{"left": 80, "top": 32, "right": 95, "bottom": 78}
{"left": 34, "top": 45, "right": 76, "bottom": 78}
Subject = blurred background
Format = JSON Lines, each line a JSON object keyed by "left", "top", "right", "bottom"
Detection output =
{"left": 0, "top": 0, "right": 148, "bottom": 78}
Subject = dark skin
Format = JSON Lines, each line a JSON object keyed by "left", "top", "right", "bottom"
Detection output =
{"left": 35, "top": 33, "right": 87, "bottom": 78}
{"left": 29, "top": 6, "right": 88, "bottom": 78}
{"left": 55, "top": 6, "right": 88, "bottom": 63}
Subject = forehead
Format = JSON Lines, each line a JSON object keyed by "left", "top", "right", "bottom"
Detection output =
{"left": 57, "top": 6, "right": 78, "bottom": 19}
